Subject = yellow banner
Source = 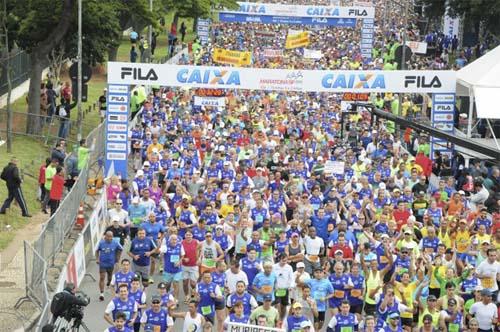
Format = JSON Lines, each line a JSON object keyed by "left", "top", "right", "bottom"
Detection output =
{"left": 285, "top": 32, "right": 310, "bottom": 49}
{"left": 212, "top": 48, "right": 251, "bottom": 66}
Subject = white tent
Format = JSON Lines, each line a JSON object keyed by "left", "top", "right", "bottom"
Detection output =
{"left": 456, "top": 45, "right": 500, "bottom": 119}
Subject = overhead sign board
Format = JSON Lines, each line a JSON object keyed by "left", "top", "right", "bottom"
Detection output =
{"left": 108, "top": 62, "right": 457, "bottom": 94}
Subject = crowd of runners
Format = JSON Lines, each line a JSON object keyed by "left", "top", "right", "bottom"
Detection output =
{"left": 92, "top": 1, "right": 500, "bottom": 332}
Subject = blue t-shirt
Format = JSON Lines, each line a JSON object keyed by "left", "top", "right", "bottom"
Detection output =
{"left": 97, "top": 240, "right": 123, "bottom": 268}
{"left": 252, "top": 272, "right": 277, "bottom": 303}
{"left": 129, "top": 237, "right": 156, "bottom": 267}
{"left": 306, "top": 278, "right": 334, "bottom": 312}
{"left": 139, "top": 222, "right": 165, "bottom": 242}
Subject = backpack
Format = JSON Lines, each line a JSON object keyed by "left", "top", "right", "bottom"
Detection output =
{"left": 50, "top": 292, "right": 65, "bottom": 317}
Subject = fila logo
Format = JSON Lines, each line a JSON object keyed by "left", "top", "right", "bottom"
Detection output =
{"left": 404, "top": 75, "right": 442, "bottom": 88}
{"left": 121, "top": 67, "right": 158, "bottom": 81}
{"left": 348, "top": 9, "right": 368, "bottom": 16}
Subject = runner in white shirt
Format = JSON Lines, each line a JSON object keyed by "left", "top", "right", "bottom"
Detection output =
{"left": 469, "top": 289, "right": 498, "bottom": 332}
{"left": 168, "top": 299, "right": 204, "bottom": 332}
{"left": 476, "top": 248, "right": 500, "bottom": 293}
{"left": 303, "top": 226, "right": 325, "bottom": 275}
{"left": 225, "top": 260, "right": 250, "bottom": 294}
{"left": 273, "top": 253, "right": 295, "bottom": 320}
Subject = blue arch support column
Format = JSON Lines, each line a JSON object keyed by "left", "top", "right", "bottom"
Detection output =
{"left": 105, "top": 84, "right": 130, "bottom": 180}
{"left": 361, "top": 18, "right": 374, "bottom": 62}
{"left": 431, "top": 93, "right": 456, "bottom": 159}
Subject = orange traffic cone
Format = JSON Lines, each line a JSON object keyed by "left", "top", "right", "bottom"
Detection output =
{"left": 75, "top": 203, "right": 85, "bottom": 229}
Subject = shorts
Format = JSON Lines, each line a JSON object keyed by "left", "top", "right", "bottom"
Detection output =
{"left": 350, "top": 304, "right": 363, "bottom": 314}
{"left": 401, "top": 317, "right": 413, "bottom": 327}
{"left": 99, "top": 266, "right": 114, "bottom": 274}
{"left": 215, "top": 300, "right": 225, "bottom": 311}
{"left": 314, "top": 311, "right": 326, "bottom": 323}
{"left": 132, "top": 263, "right": 150, "bottom": 281}
{"left": 163, "top": 271, "right": 183, "bottom": 283}
{"left": 182, "top": 266, "right": 199, "bottom": 282}
{"left": 364, "top": 303, "right": 376, "bottom": 316}
{"left": 274, "top": 289, "right": 289, "bottom": 306}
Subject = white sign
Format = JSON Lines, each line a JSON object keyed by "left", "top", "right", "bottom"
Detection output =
{"left": 108, "top": 85, "right": 129, "bottom": 94}
{"left": 263, "top": 49, "right": 284, "bottom": 58}
{"left": 108, "top": 114, "right": 128, "bottom": 122}
{"left": 405, "top": 41, "right": 428, "bottom": 54}
{"left": 107, "top": 133, "right": 127, "bottom": 142}
{"left": 303, "top": 49, "right": 323, "bottom": 59}
{"left": 109, "top": 95, "right": 128, "bottom": 104}
{"left": 108, "top": 104, "right": 128, "bottom": 113}
{"left": 443, "top": 13, "right": 459, "bottom": 37}
{"left": 221, "top": 2, "right": 375, "bottom": 18}
{"left": 74, "top": 235, "right": 86, "bottom": 287}
{"left": 107, "top": 123, "right": 128, "bottom": 132}
{"left": 107, "top": 152, "right": 127, "bottom": 160}
{"left": 107, "top": 142, "right": 127, "bottom": 151}
{"left": 193, "top": 96, "right": 226, "bottom": 107}
{"left": 325, "top": 161, "right": 345, "bottom": 175}
{"left": 226, "top": 322, "right": 285, "bottom": 332}
{"left": 108, "top": 62, "right": 457, "bottom": 93}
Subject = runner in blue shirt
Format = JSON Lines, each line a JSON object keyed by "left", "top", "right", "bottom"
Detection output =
{"left": 96, "top": 231, "right": 123, "bottom": 301}
{"left": 305, "top": 268, "right": 335, "bottom": 331}
{"left": 104, "top": 311, "right": 133, "bottom": 332}
{"left": 252, "top": 261, "right": 278, "bottom": 304}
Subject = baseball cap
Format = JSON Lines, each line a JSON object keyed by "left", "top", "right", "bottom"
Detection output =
{"left": 143, "top": 161, "right": 150, "bottom": 166}
{"left": 136, "top": 170, "right": 144, "bottom": 177}
{"left": 158, "top": 282, "right": 167, "bottom": 289}
{"left": 388, "top": 312, "right": 400, "bottom": 319}
{"left": 151, "top": 295, "right": 161, "bottom": 302}
{"left": 291, "top": 232, "right": 299, "bottom": 238}
{"left": 380, "top": 233, "right": 390, "bottom": 239}
{"left": 458, "top": 190, "right": 465, "bottom": 195}
{"left": 335, "top": 249, "right": 343, "bottom": 255}
{"left": 292, "top": 302, "right": 303, "bottom": 309}
{"left": 447, "top": 298, "right": 457, "bottom": 305}
{"left": 427, "top": 295, "right": 437, "bottom": 301}
{"left": 263, "top": 294, "right": 273, "bottom": 301}
{"left": 297, "top": 262, "right": 305, "bottom": 269}
{"left": 300, "top": 321, "right": 312, "bottom": 328}
{"left": 481, "top": 289, "right": 492, "bottom": 297}
{"left": 474, "top": 285, "right": 484, "bottom": 292}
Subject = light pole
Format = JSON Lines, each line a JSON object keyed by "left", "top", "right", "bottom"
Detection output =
{"left": 77, "top": 0, "right": 82, "bottom": 141}
{"left": 148, "top": 0, "right": 152, "bottom": 46}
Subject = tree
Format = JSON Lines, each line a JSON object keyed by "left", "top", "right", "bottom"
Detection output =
{"left": 1, "top": 0, "right": 12, "bottom": 152}
{"left": 10, "top": 0, "right": 76, "bottom": 135}
{"left": 108, "top": 0, "right": 156, "bottom": 62}
{"left": 421, "top": 0, "right": 500, "bottom": 39}
{"left": 165, "top": 0, "right": 239, "bottom": 28}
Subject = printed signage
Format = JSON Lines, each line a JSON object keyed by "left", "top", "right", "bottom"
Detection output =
{"left": 105, "top": 84, "right": 130, "bottom": 179}
{"left": 213, "top": 48, "right": 252, "bottom": 66}
{"left": 108, "top": 62, "right": 457, "bottom": 93}
{"left": 220, "top": 2, "right": 375, "bottom": 18}
{"left": 431, "top": 93, "right": 455, "bottom": 159}
{"left": 197, "top": 18, "right": 211, "bottom": 45}
{"left": 193, "top": 96, "right": 226, "bottom": 107}
{"left": 219, "top": 13, "right": 357, "bottom": 26}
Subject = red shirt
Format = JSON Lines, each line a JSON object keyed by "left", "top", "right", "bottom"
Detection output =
{"left": 38, "top": 164, "right": 46, "bottom": 185}
{"left": 182, "top": 239, "right": 198, "bottom": 267}
{"left": 329, "top": 244, "right": 353, "bottom": 260}
{"left": 393, "top": 210, "right": 411, "bottom": 231}
{"left": 50, "top": 174, "right": 65, "bottom": 200}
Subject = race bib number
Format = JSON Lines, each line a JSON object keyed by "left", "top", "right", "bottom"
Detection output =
{"left": 482, "top": 277, "right": 494, "bottom": 289}
{"left": 261, "top": 285, "right": 273, "bottom": 293}
{"left": 341, "top": 327, "right": 353, "bottom": 332}
{"left": 239, "top": 247, "right": 246, "bottom": 254}
{"left": 201, "top": 305, "right": 212, "bottom": 315}
{"left": 170, "top": 254, "right": 180, "bottom": 263}
{"left": 276, "top": 289, "right": 286, "bottom": 297}
{"left": 380, "top": 256, "right": 389, "bottom": 263}
{"left": 308, "top": 255, "right": 319, "bottom": 262}
{"left": 153, "top": 325, "right": 161, "bottom": 332}
{"left": 204, "top": 259, "right": 216, "bottom": 268}
{"left": 256, "top": 215, "right": 264, "bottom": 223}
{"left": 123, "top": 311, "right": 130, "bottom": 320}
{"left": 448, "top": 323, "right": 459, "bottom": 332}
{"left": 312, "top": 204, "right": 320, "bottom": 210}
{"left": 334, "top": 290, "right": 345, "bottom": 298}
{"left": 350, "top": 289, "right": 362, "bottom": 297}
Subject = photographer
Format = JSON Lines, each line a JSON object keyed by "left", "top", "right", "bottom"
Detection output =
{"left": 50, "top": 283, "right": 89, "bottom": 324}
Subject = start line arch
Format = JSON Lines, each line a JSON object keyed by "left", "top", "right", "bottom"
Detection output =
{"left": 105, "top": 62, "right": 456, "bottom": 179}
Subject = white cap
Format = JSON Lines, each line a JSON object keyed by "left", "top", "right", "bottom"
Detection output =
{"left": 317, "top": 156, "right": 324, "bottom": 161}
{"left": 132, "top": 197, "right": 139, "bottom": 204}
{"left": 136, "top": 170, "right": 144, "bottom": 177}
{"left": 143, "top": 161, "right": 150, "bottom": 166}
{"left": 224, "top": 161, "right": 230, "bottom": 166}
{"left": 379, "top": 183, "right": 386, "bottom": 190}
{"left": 172, "top": 160, "right": 179, "bottom": 165}
{"left": 297, "top": 262, "right": 305, "bottom": 268}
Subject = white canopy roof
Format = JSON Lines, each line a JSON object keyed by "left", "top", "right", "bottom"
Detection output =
{"left": 456, "top": 45, "right": 500, "bottom": 119}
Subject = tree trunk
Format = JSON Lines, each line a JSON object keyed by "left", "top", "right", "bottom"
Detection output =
{"left": 173, "top": 13, "right": 179, "bottom": 28}
{"left": 108, "top": 45, "right": 119, "bottom": 62}
{"left": 192, "top": 16, "right": 198, "bottom": 32}
{"left": 24, "top": 0, "right": 75, "bottom": 133}
{"left": 26, "top": 54, "right": 44, "bottom": 135}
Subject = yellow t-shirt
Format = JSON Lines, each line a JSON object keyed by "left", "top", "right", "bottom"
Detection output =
{"left": 430, "top": 265, "right": 446, "bottom": 289}
{"left": 455, "top": 230, "right": 470, "bottom": 253}
{"left": 395, "top": 281, "right": 417, "bottom": 319}
{"left": 438, "top": 231, "right": 452, "bottom": 249}
{"left": 219, "top": 204, "right": 234, "bottom": 218}
{"left": 476, "top": 234, "right": 491, "bottom": 245}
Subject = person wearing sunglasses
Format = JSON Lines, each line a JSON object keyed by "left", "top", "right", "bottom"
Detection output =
{"left": 439, "top": 298, "right": 464, "bottom": 332}
{"left": 140, "top": 295, "right": 173, "bottom": 332}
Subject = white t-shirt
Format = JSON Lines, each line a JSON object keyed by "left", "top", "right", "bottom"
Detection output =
{"left": 476, "top": 260, "right": 500, "bottom": 291}
{"left": 225, "top": 270, "right": 249, "bottom": 294}
{"left": 104, "top": 298, "right": 138, "bottom": 317}
{"left": 183, "top": 312, "right": 204, "bottom": 332}
{"left": 469, "top": 302, "right": 498, "bottom": 330}
{"left": 303, "top": 236, "right": 324, "bottom": 261}
{"left": 328, "top": 313, "right": 359, "bottom": 329}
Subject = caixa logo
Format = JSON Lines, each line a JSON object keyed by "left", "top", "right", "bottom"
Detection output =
{"left": 177, "top": 69, "right": 241, "bottom": 86}
{"left": 404, "top": 75, "right": 442, "bottom": 88}
{"left": 121, "top": 67, "right": 158, "bottom": 81}
{"left": 239, "top": 3, "right": 265, "bottom": 13}
{"left": 322, "top": 73, "right": 385, "bottom": 89}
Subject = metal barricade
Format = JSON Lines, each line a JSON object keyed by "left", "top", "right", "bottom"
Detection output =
{"left": 18, "top": 241, "right": 48, "bottom": 309}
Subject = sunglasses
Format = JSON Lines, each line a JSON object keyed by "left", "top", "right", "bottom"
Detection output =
{"left": 152, "top": 301, "right": 160, "bottom": 304}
